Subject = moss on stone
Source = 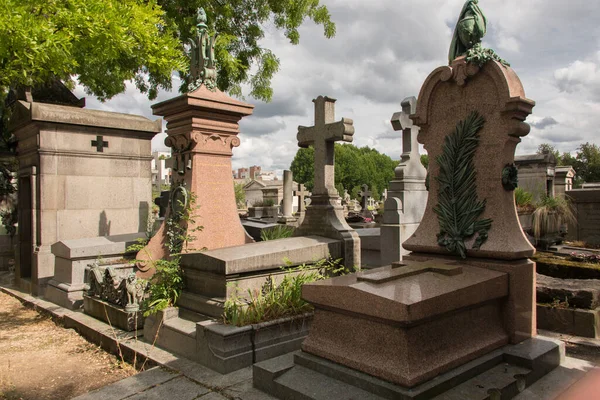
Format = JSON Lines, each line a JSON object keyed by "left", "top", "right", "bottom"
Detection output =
{"left": 534, "top": 252, "right": 600, "bottom": 280}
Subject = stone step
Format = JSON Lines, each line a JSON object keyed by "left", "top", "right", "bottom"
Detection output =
{"left": 163, "top": 316, "right": 197, "bottom": 338}
{"left": 431, "top": 363, "right": 531, "bottom": 400}
{"left": 273, "top": 363, "right": 385, "bottom": 400}
{"left": 253, "top": 338, "right": 564, "bottom": 400}
{"left": 536, "top": 273, "right": 600, "bottom": 309}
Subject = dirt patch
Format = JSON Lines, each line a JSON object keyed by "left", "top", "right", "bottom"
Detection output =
{"left": 0, "top": 291, "right": 135, "bottom": 400}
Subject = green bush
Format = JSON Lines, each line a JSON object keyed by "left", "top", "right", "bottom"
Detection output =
{"left": 260, "top": 225, "right": 295, "bottom": 241}
{"left": 253, "top": 199, "right": 275, "bottom": 207}
{"left": 223, "top": 258, "right": 350, "bottom": 326}
{"left": 532, "top": 195, "right": 575, "bottom": 239}
{"left": 133, "top": 192, "right": 203, "bottom": 316}
{"left": 142, "top": 258, "right": 184, "bottom": 317}
{"left": 514, "top": 187, "right": 533, "bottom": 208}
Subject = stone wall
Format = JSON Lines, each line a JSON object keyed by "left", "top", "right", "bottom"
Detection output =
{"left": 567, "top": 189, "right": 600, "bottom": 245}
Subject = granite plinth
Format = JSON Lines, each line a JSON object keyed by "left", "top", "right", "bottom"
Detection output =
{"left": 83, "top": 295, "right": 143, "bottom": 332}
{"left": 136, "top": 85, "right": 255, "bottom": 276}
{"left": 254, "top": 337, "right": 564, "bottom": 400}
{"left": 301, "top": 259, "right": 510, "bottom": 387}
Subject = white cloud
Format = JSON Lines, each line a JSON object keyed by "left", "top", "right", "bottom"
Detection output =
{"left": 75, "top": 0, "right": 600, "bottom": 170}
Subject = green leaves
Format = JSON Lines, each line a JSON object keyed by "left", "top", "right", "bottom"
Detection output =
{"left": 159, "top": 0, "right": 335, "bottom": 102}
{"left": 433, "top": 111, "right": 492, "bottom": 258}
{"left": 290, "top": 144, "right": 396, "bottom": 197}
{"left": 1, "top": 0, "right": 186, "bottom": 101}
{"left": 1, "top": 0, "right": 336, "bottom": 104}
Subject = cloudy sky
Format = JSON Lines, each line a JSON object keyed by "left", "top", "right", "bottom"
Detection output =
{"left": 75, "top": 0, "right": 600, "bottom": 175}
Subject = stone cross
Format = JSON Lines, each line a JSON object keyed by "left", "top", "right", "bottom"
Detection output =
{"left": 154, "top": 190, "right": 170, "bottom": 218}
{"left": 297, "top": 96, "right": 354, "bottom": 197}
{"left": 293, "top": 184, "right": 308, "bottom": 215}
{"left": 359, "top": 184, "right": 371, "bottom": 210}
{"left": 91, "top": 136, "right": 109, "bottom": 152}
{"left": 390, "top": 97, "right": 426, "bottom": 181}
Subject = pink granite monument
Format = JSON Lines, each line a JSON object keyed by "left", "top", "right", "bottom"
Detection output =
{"left": 301, "top": 56, "right": 538, "bottom": 386}
{"left": 254, "top": 3, "right": 563, "bottom": 396}
{"left": 136, "top": 11, "right": 254, "bottom": 276}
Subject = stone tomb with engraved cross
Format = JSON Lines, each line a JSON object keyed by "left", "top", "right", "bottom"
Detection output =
{"left": 293, "top": 96, "right": 361, "bottom": 269}
{"left": 9, "top": 85, "right": 160, "bottom": 299}
{"left": 256, "top": 58, "right": 563, "bottom": 397}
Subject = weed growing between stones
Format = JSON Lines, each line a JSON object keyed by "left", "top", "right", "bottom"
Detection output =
{"left": 260, "top": 225, "right": 295, "bottom": 241}
{"left": 127, "top": 191, "right": 204, "bottom": 317}
{"left": 222, "top": 258, "right": 354, "bottom": 326}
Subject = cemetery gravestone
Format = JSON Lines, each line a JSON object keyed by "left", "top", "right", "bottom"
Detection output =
{"left": 255, "top": 4, "right": 563, "bottom": 396}
{"left": 313, "top": 57, "right": 540, "bottom": 381}
{"left": 567, "top": 188, "right": 600, "bottom": 245}
{"left": 293, "top": 183, "right": 308, "bottom": 224}
{"left": 278, "top": 170, "right": 296, "bottom": 224}
{"left": 359, "top": 184, "right": 371, "bottom": 214}
{"left": 293, "top": 96, "right": 360, "bottom": 268}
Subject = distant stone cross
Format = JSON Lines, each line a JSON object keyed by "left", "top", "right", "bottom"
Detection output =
{"left": 390, "top": 96, "right": 425, "bottom": 180}
{"left": 91, "top": 136, "right": 109, "bottom": 152}
{"left": 297, "top": 96, "right": 354, "bottom": 197}
{"left": 294, "top": 184, "right": 309, "bottom": 214}
{"left": 359, "top": 184, "right": 371, "bottom": 210}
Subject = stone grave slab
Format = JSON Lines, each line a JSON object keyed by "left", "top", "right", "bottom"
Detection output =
{"left": 301, "top": 258, "right": 509, "bottom": 387}
{"left": 177, "top": 236, "right": 342, "bottom": 317}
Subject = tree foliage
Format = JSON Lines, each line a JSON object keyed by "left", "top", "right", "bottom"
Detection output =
{"left": 537, "top": 143, "right": 561, "bottom": 165}
{"left": 161, "top": 0, "right": 335, "bottom": 102}
{"left": 537, "top": 142, "right": 600, "bottom": 186}
{"left": 234, "top": 181, "right": 245, "bottom": 207}
{"left": 290, "top": 144, "right": 397, "bottom": 200}
{"left": 1, "top": 0, "right": 335, "bottom": 104}
{"left": 1, "top": 0, "right": 186, "bottom": 101}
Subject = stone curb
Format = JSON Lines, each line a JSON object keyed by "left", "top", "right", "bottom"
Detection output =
{"left": 539, "top": 329, "right": 600, "bottom": 351}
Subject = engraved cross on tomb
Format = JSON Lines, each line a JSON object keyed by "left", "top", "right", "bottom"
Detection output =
{"left": 91, "top": 136, "right": 109, "bottom": 152}
{"left": 297, "top": 96, "right": 354, "bottom": 197}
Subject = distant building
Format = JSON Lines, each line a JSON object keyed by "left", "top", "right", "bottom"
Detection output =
{"left": 237, "top": 168, "right": 249, "bottom": 179}
{"left": 151, "top": 151, "right": 171, "bottom": 188}
{"left": 256, "top": 171, "right": 278, "bottom": 181}
{"left": 249, "top": 165, "right": 262, "bottom": 179}
{"left": 554, "top": 166, "right": 576, "bottom": 198}
{"left": 243, "top": 179, "right": 296, "bottom": 208}
{"left": 515, "top": 152, "right": 556, "bottom": 202}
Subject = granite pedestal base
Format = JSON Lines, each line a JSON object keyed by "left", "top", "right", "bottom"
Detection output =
{"left": 301, "top": 259, "right": 514, "bottom": 387}
{"left": 83, "top": 295, "right": 143, "bottom": 332}
{"left": 253, "top": 337, "right": 564, "bottom": 400}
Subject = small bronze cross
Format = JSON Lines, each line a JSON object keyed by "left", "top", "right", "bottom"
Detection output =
{"left": 91, "top": 136, "right": 109, "bottom": 152}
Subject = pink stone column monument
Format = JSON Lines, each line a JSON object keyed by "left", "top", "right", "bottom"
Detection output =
{"left": 136, "top": 9, "right": 254, "bottom": 276}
